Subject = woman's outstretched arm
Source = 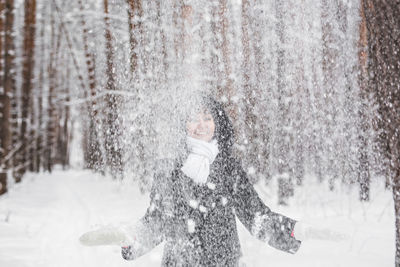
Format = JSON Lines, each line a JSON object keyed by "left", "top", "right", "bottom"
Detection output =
{"left": 121, "top": 170, "right": 172, "bottom": 260}
{"left": 120, "top": 210, "right": 164, "bottom": 260}
{"left": 231, "top": 160, "right": 301, "bottom": 254}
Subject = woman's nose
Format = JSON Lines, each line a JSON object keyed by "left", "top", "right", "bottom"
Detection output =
{"left": 197, "top": 119, "right": 206, "bottom": 129}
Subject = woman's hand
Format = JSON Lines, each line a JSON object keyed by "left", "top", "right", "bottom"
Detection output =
{"left": 79, "top": 226, "right": 130, "bottom": 246}
{"left": 121, "top": 245, "right": 136, "bottom": 260}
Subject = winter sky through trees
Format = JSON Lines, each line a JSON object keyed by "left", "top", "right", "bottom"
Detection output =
{"left": 0, "top": 0, "right": 399, "bottom": 266}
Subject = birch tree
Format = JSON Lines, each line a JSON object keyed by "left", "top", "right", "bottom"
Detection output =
{"left": 3, "top": 0, "right": 18, "bottom": 183}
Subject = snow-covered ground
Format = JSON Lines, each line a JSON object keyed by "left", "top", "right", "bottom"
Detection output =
{"left": 0, "top": 168, "right": 394, "bottom": 267}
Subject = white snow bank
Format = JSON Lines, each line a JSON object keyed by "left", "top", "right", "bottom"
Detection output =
{"left": 0, "top": 169, "right": 394, "bottom": 267}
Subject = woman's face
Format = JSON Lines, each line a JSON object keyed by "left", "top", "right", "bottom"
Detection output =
{"left": 186, "top": 109, "right": 215, "bottom": 142}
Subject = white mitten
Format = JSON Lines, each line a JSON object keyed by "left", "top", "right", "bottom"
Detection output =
{"left": 79, "top": 226, "right": 130, "bottom": 247}
{"left": 293, "top": 221, "right": 348, "bottom": 242}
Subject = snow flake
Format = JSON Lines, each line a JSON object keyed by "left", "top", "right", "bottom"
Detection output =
{"left": 149, "top": 203, "right": 156, "bottom": 212}
{"left": 248, "top": 166, "right": 256, "bottom": 175}
{"left": 199, "top": 205, "right": 207, "bottom": 213}
{"left": 207, "top": 182, "right": 216, "bottom": 190}
{"left": 189, "top": 199, "right": 199, "bottom": 209}
{"left": 187, "top": 219, "right": 196, "bottom": 233}
{"left": 252, "top": 212, "right": 264, "bottom": 237}
{"left": 221, "top": 197, "right": 228, "bottom": 206}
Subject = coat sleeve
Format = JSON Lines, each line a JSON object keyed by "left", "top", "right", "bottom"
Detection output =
{"left": 122, "top": 171, "right": 172, "bottom": 260}
{"left": 232, "top": 161, "right": 301, "bottom": 254}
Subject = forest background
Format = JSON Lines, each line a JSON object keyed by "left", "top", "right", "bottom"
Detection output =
{"left": 0, "top": 0, "right": 399, "bottom": 265}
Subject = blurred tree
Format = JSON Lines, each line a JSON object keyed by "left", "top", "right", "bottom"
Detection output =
{"left": 126, "top": 0, "right": 142, "bottom": 75}
{"left": 362, "top": 0, "right": 400, "bottom": 264}
{"left": 241, "top": 0, "right": 263, "bottom": 182}
{"left": 34, "top": 2, "right": 45, "bottom": 173}
{"left": 0, "top": 0, "right": 10, "bottom": 195}
{"left": 320, "top": 0, "right": 341, "bottom": 190}
{"left": 78, "top": 0, "right": 104, "bottom": 172}
{"left": 17, "top": 0, "right": 36, "bottom": 178}
{"left": 358, "top": 2, "right": 371, "bottom": 201}
{"left": 45, "top": 5, "right": 58, "bottom": 172}
{"left": 3, "top": 0, "right": 18, "bottom": 183}
{"left": 103, "top": 0, "right": 123, "bottom": 179}
{"left": 275, "top": 0, "right": 294, "bottom": 205}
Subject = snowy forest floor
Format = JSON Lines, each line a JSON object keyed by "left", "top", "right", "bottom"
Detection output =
{"left": 0, "top": 167, "right": 394, "bottom": 267}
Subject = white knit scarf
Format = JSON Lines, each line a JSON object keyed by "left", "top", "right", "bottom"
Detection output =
{"left": 181, "top": 136, "right": 219, "bottom": 184}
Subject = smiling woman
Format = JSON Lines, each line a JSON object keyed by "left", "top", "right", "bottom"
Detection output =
{"left": 80, "top": 95, "right": 303, "bottom": 266}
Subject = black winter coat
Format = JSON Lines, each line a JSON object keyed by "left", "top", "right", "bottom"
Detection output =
{"left": 122, "top": 156, "right": 301, "bottom": 266}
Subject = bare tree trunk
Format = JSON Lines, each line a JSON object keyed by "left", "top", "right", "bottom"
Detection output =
{"left": 126, "top": 0, "right": 148, "bottom": 183}
{"left": 61, "top": 60, "right": 71, "bottom": 169}
{"left": 275, "top": 0, "right": 293, "bottom": 205}
{"left": 363, "top": 0, "right": 400, "bottom": 265}
{"left": 35, "top": 2, "right": 46, "bottom": 173}
{"left": 3, "top": 0, "right": 19, "bottom": 183}
{"left": 45, "top": 6, "right": 59, "bottom": 173}
{"left": 0, "top": 0, "right": 3, "bottom": 83}
{"left": 320, "top": 0, "right": 339, "bottom": 190}
{"left": 0, "top": 0, "right": 10, "bottom": 195}
{"left": 18, "top": 0, "right": 36, "bottom": 177}
{"left": 358, "top": 2, "right": 370, "bottom": 201}
{"left": 28, "top": 88, "right": 35, "bottom": 171}
{"left": 54, "top": 47, "right": 66, "bottom": 168}
{"left": 126, "top": 0, "right": 142, "bottom": 75}
{"left": 103, "top": 0, "right": 122, "bottom": 178}
{"left": 77, "top": 0, "right": 104, "bottom": 171}
{"left": 240, "top": 0, "right": 259, "bottom": 181}
{"left": 10, "top": 82, "right": 19, "bottom": 181}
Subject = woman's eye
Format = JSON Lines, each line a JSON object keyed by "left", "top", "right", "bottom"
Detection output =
{"left": 187, "top": 115, "right": 197, "bottom": 121}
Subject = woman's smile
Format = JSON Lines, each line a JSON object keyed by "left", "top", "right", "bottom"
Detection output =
{"left": 186, "top": 109, "right": 216, "bottom": 142}
{"left": 194, "top": 130, "right": 209, "bottom": 135}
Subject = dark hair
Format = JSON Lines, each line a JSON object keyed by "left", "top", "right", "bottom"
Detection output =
{"left": 200, "top": 95, "right": 235, "bottom": 158}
